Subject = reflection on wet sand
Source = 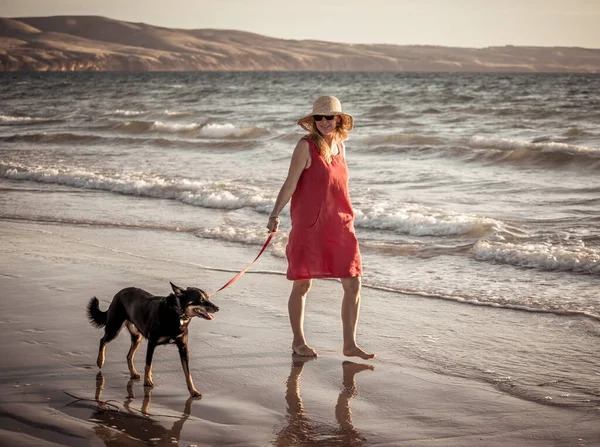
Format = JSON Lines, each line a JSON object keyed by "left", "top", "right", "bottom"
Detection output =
{"left": 274, "top": 358, "right": 374, "bottom": 446}
{"left": 92, "top": 372, "right": 196, "bottom": 446}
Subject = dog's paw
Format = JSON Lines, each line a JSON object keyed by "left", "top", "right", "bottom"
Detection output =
{"left": 189, "top": 389, "right": 202, "bottom": 398}
{"left": 130, "top": 372, "right": 140, "bottom": 379}
{"left": 144, "top": 379, "right": 154, "bottom": 388}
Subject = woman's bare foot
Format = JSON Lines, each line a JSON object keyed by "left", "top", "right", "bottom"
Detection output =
{"left": 291, "top": 353, "right": 317, "bottom": 368}
{"left": 343, "top": 344, "right": 375, "bottom": 360}
{"left": 292, "top": 343, "right": 318, "bottom": 357}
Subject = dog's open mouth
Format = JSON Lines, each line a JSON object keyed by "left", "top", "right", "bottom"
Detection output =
{"left": 194, "top": 308, "right": 215, "bottom": 320}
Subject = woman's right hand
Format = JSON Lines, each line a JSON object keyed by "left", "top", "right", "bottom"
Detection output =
{"left": 267, "top": 216, "right": 280, "bottom": 233}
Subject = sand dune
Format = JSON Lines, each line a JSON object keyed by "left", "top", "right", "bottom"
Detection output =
{"left": 1, "top": 15, "right": 599, "bottom": 72}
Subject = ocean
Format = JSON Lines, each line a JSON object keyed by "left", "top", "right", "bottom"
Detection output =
{"left": 1, "top": 71, "right": 599, "bottom": 409}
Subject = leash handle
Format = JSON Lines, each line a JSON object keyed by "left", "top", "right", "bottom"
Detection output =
{"left": 208, "top": 231, "right": 276, "bottom": 297}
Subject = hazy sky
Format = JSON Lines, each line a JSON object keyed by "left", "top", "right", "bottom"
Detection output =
{"left": 1, "top": 0, "right": 599, "bottom": 48}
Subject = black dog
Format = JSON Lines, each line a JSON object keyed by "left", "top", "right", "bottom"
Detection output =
{"left": 87, "top": 282, "right": 219, "bottom": 397}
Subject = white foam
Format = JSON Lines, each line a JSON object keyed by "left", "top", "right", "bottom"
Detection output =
{"left": 473, "top": 240, "right": 600, "bottom": 274}
{"left": 0, "top": 115, "right": 47, "bottom": 122}
{"left": 196, "top": 225, "right": 287, "bottom": 258}
{"left": 468, "top": 135, "right": 599, "bottom": 155}
{"left": 151, "top": 121, "right": 201, "bottom": 133}
{"left": 354, "top": 203, "right": 501, "bottom": 236}
{"left": 163, "top": 110, "right": 192, "bottom": 117}
{"left": 0, "top": 163, "right": 274, "bottom": 212}
{"left": 198, "top": 123, "right": 266, "bottom": 139}
{"left": 113, "top": 109, "right": 146, "bottom": 116}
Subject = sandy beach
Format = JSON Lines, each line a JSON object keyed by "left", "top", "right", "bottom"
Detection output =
{"left": 0, "top": 219, "right": 598, "bottom": 446}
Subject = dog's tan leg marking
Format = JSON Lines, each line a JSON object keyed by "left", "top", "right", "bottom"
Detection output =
{"left": 144, "top": 340, "right": 157, "bottom": 388}
{"left": 176, "top": 338, "right": 201, "bottom": 398}
{"left": 182, "top": 361, "right": 200, "bottom": 398}
{"left": 126, "top": 323, "right": 142, "bottom": 379}
{"left": 96, "top": 339, "right": 107, "bottom": 368}
{"left": 144, "top": 364, "right": 154, "bottom": 387}
{"left": 127, "top": 337, "right": 142, "bottom": 379}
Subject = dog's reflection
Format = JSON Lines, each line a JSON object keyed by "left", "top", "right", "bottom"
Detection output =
{"left": 274, "top": 358, "right": 374, "bottom": 446}
{"left": 92, "top": 372, "right": 195, "bottom": 446}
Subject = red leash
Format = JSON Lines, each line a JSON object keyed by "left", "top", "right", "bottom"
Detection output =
{"left": 207, "top": 231, "right": 276, "bottom": 297}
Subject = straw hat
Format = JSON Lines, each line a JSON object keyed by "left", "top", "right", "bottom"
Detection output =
{"left": 297, "top": 96, "right": 354, "bottom": 132}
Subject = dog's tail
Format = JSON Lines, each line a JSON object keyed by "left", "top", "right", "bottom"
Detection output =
{"left": 87, "top": 297, "right": 107, "bottom": 328}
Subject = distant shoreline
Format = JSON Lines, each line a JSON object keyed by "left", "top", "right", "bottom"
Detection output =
{"left": 1, "top": 16, "right": 600, "bottom": 73}
{"left": 2, "top": 70, "right": 599, "bottom": 75}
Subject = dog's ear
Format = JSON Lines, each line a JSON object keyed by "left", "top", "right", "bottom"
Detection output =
{"left": 170, "top": 282, "right": 185, "bottom": 297}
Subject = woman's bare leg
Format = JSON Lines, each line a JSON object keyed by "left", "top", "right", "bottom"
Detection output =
{"left": 289, "top": 279, "right": 317, "bottom": 357}
{"left": 341, "top": 277, "right": 375, "bottom": 360}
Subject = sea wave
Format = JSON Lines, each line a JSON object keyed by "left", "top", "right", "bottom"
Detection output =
{"left": 354, "top": 204, "right": 503, "bottom": 237}
{"left": 111, "top": 120, "right": 267, "bottom": 139}
{"left": 0, "top": 115, "right": 63, "bottom": 126}
{"left": 196, "top": 225, "right": 287, "bottom": 258}
{"left": 112, "top": 109, "right": 147, "bottom": 117}
{"left": 0, "top": 163, "right": 274, "bottom": 211}
{"left": 364, "top": 132, "right": 444, "bottom": 147}
{"left": 472, "top": 240, "right": 600, "bottom": 274}
{"left": 0, "top": 132, "right": 259, "bottom": 150}
{"left": 362, "top": 281, "right": 600, "bottom": 322}
{"left": 0, "top": 161, "right": 509, "bottom": 241}
{"left": 1, "top": 115, "right": 48, "bottom": 122}
{"left": 197, "top": 123, "right": 268, "bottom": 139}
{"left": 1, "top": 133, "right": 107, "bottom": 144}
{"left": 0, "top": 214, "right": 196, "bottom": 233}
{"left": 361, "top": 133, "right": 600, "bottom": 168}
{"left": 114, "top": 120, "right": 202, "bottom": 134}
{"left": 468, "top": 135, "right": 599, "bottom": 154}
{"left": 163, "top": 110, "right": 194, "bottom": 118}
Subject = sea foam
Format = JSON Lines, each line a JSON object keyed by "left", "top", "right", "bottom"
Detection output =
{"left": 0, "top": 163, "right": 274, "bottom": 211}
{"left": 473, "top": 240, "right": 600, "bottom": 274}
{"left": 354, "top": 204, "right": 502, "bottom": 236}
{"left": 468, "top": 135, "right": 599, "bottom": 156}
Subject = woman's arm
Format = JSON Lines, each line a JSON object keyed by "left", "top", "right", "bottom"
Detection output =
{"left": 267, "top": 139, "right": 311, "bottom": 232}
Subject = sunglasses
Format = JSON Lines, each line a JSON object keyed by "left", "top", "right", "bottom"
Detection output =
{"left": 313, "top": 115, "right": 336, "bottom": 121}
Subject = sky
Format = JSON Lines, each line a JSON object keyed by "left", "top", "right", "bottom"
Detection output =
{"left": 1, "top": 0, "right": 599, "bottom": 49}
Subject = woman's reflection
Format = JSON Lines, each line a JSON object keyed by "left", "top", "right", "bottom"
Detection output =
{"left": 275, "top": 357, "right": 374, "bottom": 446}
{"left": 92, "top": 372, "right": 195, "bottom": 446}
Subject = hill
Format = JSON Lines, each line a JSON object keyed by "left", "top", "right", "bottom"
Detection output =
{"left": 1, "top": 16, "right": 599, "bottom": 72}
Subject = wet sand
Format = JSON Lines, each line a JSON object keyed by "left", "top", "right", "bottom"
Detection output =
{"left": 0, "top": 219, "right": 599, "bottom": 446}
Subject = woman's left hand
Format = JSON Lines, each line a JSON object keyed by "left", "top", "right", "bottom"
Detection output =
{"left": 267, "top": 216, "right": 280, "bottom": 233}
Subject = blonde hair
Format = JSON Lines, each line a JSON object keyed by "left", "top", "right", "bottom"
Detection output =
{"left": 305, "top": 119, "right": 349, "bottom": 164}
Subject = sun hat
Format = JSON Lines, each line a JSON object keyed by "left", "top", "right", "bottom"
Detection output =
{"left": 297, "top": 96, "right": 354, "bottom": 132}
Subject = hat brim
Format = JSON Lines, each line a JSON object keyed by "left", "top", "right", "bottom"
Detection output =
{"left": 297, "top": 113, "right": 354, "bottom": 132}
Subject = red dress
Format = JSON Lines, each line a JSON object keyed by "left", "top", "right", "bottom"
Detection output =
{"left": 286, "top": 137, "right": 363, "bottom": 280}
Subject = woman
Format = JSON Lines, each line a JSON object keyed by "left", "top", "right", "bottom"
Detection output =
{"left": 267, "top": 96, "right": 375, "bottom": 360}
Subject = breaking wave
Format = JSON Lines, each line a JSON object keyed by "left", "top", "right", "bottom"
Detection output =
{"left": 354, "top": 204, "right": 503, "bottom": 237}
{"left": 112, "top": 120, "right": 268, "bottom": 138}
{"left": 0, "top": 162, "right": 274, "bottom": 211}
{"left": 472, "top": 240, "right": 600, "bottom": 274}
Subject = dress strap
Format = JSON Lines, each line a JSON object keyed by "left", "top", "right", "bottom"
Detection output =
{"left": 302, "top": 136, "right": 320, "bottom": 158}
{"left": 337, "top": 141, "right": 345, "bottom": 160}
